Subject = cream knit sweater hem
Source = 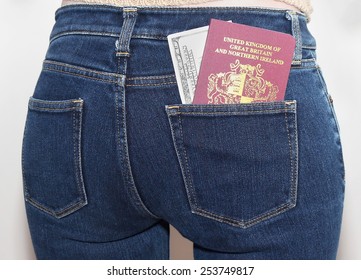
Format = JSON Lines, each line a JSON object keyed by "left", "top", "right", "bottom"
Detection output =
{"left": 61, "top": 0, "right": 312, "bottom": 19}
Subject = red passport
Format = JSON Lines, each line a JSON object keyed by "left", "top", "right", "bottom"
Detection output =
{"left": 193, "top": 19, "right": 296, "bottom": 104}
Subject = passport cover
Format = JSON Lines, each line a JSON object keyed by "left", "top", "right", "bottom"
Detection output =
{"left": 193, "top": 19, "right": 296, "bottom": 104}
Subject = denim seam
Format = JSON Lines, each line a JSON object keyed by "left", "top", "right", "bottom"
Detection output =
{"left": 44, "top": 61, "right": 177, "bottom": 86}
{"left": 125, "top": 74, "right": 177, "bottom": 87}
{"left": 50, "top": 31, "right": 169, "bottom": 43}
{"left": 166, "top": 111, "right": 197, "bottom": 212}
{"left": 22, "top": 118, "right": 29, "bottom": 199}
{"left": 29, "top": 98, "right": 83, "bottom": 105}
{"left": 285, "top": 108, "right": 297, "bottom": 205}
{"left": 115, "top": 86, "right": 159, "bottom": 219}
{"left": 29, "top": 98, "right": 83, "bottom": 111}
{"left": 313, "top": 58, "right": 342, "bottom": 134}
{"left": 29, "top": 106, "right": 80, "bottom": 112}
{"left": 168, "top": 109, "right": 295, "bottom": 116}
{"left": 125, "top": 81, "right": 177, "bottom": 87}
{"left": 115, "top": 9, "right": 160, "bottom": 219}
{"left": 127, "top": 74, "right": 175, "bottom": 80}
{"left": 43, "top": 60, "right": 121, "bottom": 84}
{"left": 193, "top": 201, "right": 295, "bottom": 228}
{"left": 50, "top": 31, "right": 315, "bottom": 47}
{"left": 132, "top": 34, "right": 167, "bottom": 40}
{"left": 178, "top": 112, "right": 199, "bottom": 210}
{"left": 73, "top": 107, "right": 88, "bottom": 216}
{"left": 291, "top": 66, "right": 318, "bottom": 70}
{"left": 167, "top": 101, "right": 295, "bottom": 110}
{"left": 26, "top": 197, "right": 86, "bottom": 218}
{"left": 313, "top": 61, "right": 345, "bottom": 184}
{"left": 44, "top": 60, "right": 120, "bottom": 77}
{"left": 292, "top": 106, "right": 299, "bottom": 202}
{"left": 50, "top": 31, "right": 119, "bottom": 43}
{"left": 43, "top": 67, "right": 117, "bottom": 84}
{"left": 120, "top": 88, "right": 160, "bottom": 219}
{"left": 41, "top": 63, "right": 315, "bottom": 85}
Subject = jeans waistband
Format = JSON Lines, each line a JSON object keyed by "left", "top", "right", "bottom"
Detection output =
{"left": 51, "top": 5, "right": 316, "bottom": 64}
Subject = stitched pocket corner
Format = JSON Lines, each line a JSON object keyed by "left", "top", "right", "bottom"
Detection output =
{"left": 166, "top": 101, "right": 298, "bottom": 228}
{"left": 22, "top": 97, "right": 87, "bottom": 218}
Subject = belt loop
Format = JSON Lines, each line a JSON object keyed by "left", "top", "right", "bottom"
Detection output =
{"left": 116, "top": 7, "right": 138, "bottom": 58}
{"left": 286, "top": 11, "right": 302, "bottom": 66}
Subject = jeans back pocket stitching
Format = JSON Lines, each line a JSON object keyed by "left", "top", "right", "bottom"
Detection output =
{"left": 288, "top": 106, "right": 299, "bottom": 204}
{"left": 167, "top": 104, "right": 298, "bottom": 228}
{"left": 285, "top": 108, "right": 297, "bottom": 206}
{"left": 194, "top": 201, "right": 295, "bottom": 228}
{"left": 178, "top": 112, "right": 200, "bottom": 211}
{"left": 73, "top": 109, "right": 88, "bottom": 213}
{"left": 166, "top": 110, "right": 199, "bottom": 212}
{"left": 24, "top": 99, "right": 88, "bottom": 218}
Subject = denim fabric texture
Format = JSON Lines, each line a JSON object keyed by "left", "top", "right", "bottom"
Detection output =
{"left": 21, "top": 5, "right": 345, "bottom": 260}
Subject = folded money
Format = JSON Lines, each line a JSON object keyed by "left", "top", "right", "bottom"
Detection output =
{"left": 167, "top": 25, "right": 209, "bottom": 104}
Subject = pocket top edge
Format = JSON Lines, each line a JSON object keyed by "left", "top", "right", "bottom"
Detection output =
{"left": 166, "top": 100, "right": 296, "bottom": 116}
{"left": 28, "top": 96, "right": 84, "bottom": 112}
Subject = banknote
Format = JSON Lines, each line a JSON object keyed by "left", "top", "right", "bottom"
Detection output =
{"left": 168, "top": 25, "right": 209, "bottom": 104}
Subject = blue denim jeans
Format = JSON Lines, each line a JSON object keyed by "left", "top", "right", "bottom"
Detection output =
{"left": 22, "top": 5, "right": 345, "bottom": 259}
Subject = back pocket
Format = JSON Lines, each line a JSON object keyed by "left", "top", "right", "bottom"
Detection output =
{"left": 22, "top": 97, "right": 87, "bottom": 218}
{"left": 166, "top": 101, "right": 298, "bottom": 228}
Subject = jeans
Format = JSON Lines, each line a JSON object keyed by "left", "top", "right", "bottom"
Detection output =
{"left": 22, "top": 5, "right": 345, "bottom": 259}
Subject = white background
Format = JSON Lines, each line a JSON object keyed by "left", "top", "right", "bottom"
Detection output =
{"left": 0, "top": 0, "right": 360, "bottom": 260}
